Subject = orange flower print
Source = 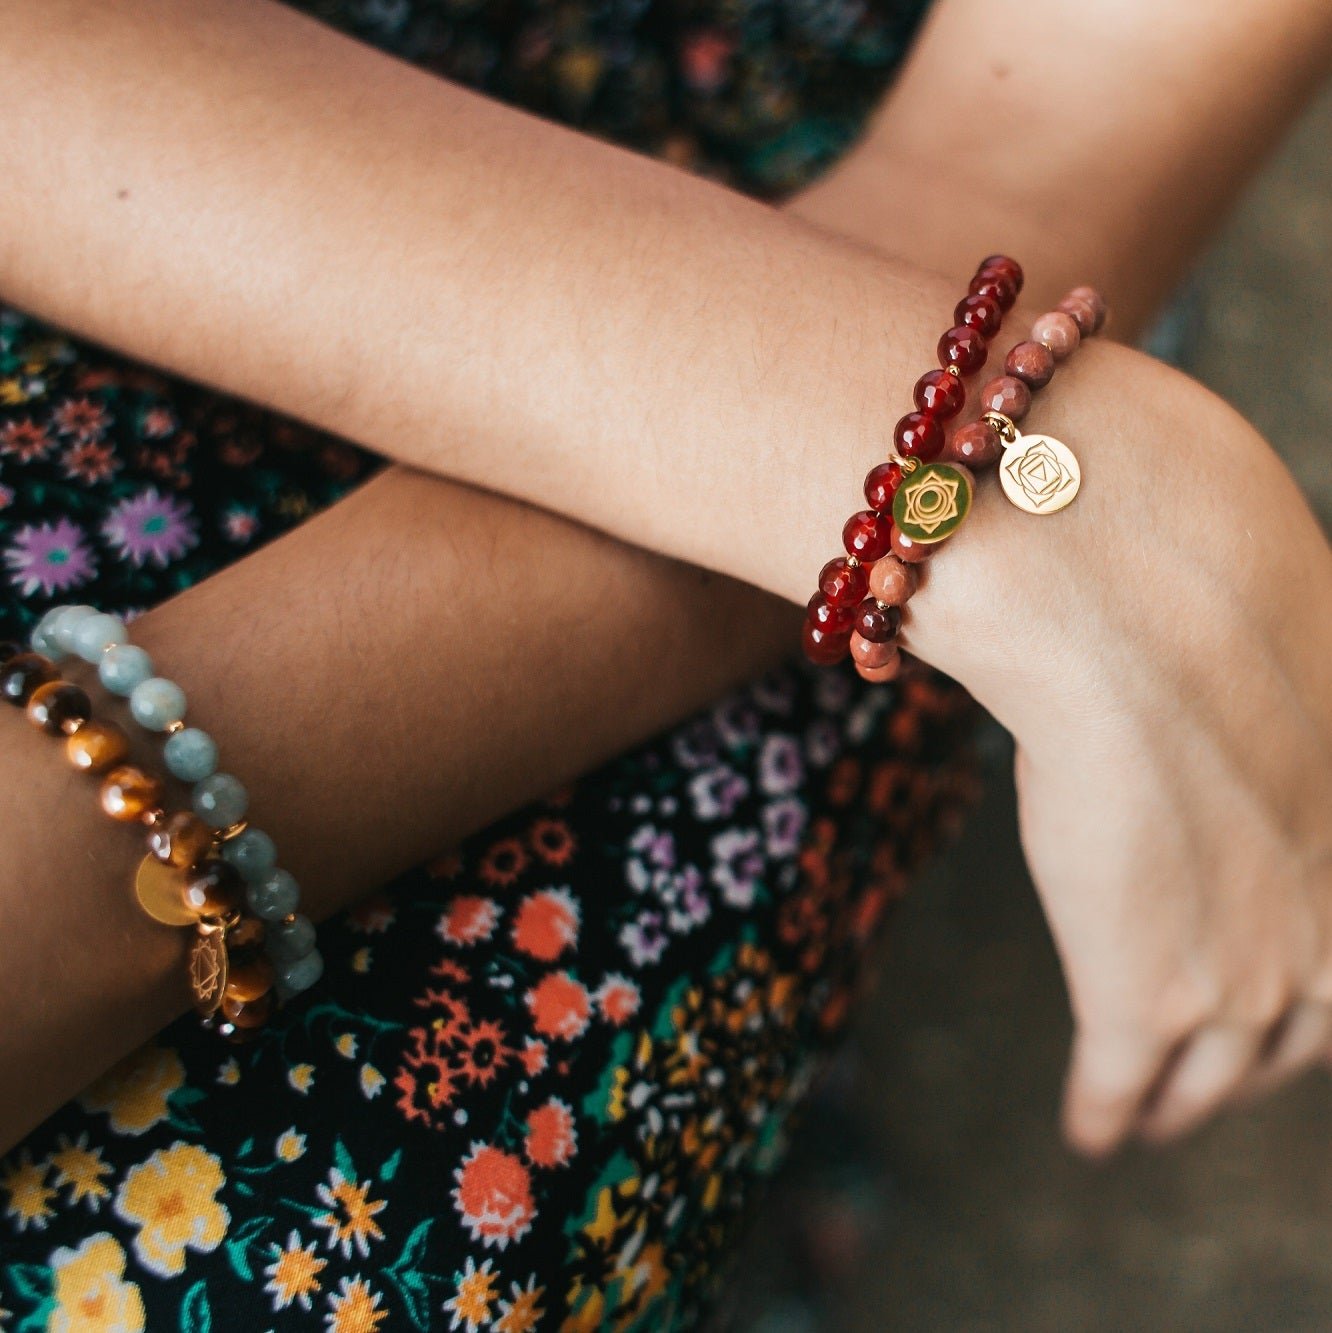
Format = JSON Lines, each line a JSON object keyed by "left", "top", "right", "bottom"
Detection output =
{"left": 510, "top": 887, "right": 579, "bottom": 961}
{"left": 495, "top": 1275, "right": 546, "bottom": 1333}
{"left": 314, "top": 1169, "right": 387, "bottom": 1259}
{"left": 452, "top": 1144, "right": 536, "bottom": 1249}
{"left": 595, "top": 974, "right": 641, "bottom": 1026}
{"left": 437, "top": 896, "right": 500, "bottom": 948}
{"left": 346, "top": 894, "right": 396, "bottom": 934}
{"left": 443, "top": 1256, "right": 499, "bottom": 1333}
{"left": 454, "top": 1019, "right": 514, "bottom": 1090}
{"left": 325, "top": 1275, "right": 388, "bottom": 1333}
{"left": 477, "top": 838, "right": 527, "bottom": 889}
{"left": 263, "top": 1230, "right": 326, "bottom": 1313}
{"left": 527, "top": 817, "right": 576, "bottom": 866}
{"left": 525, "top": 971, "right": 591, "bottom": 1041}
{"left": 524, "top": 1098, "right": 577, "bottom": 1170}
{"left": 519, "top": 1039, "right": 548, "bottom": 1077}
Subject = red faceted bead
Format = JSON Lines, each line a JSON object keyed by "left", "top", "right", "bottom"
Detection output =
{"left": 863, "top": 461, "right": 904, "bottom": 512}
{"left": 969, "top": 270, "right": 1017, "bottom": 311}
{"left": 806, "top": 592, "right": 855, "bottom": 636}
{"left": 977, "top": 254, "right": 1024, "bottom": 292}
{"left": 854, "top": 599, "right": 902, "bottom": 643}
{"left": 817, "top": 556, "right": 869, "bottom": 608}
{"left": 953, "top": 293, "right": 1002, "bottom": 339}
{"left": 842, "top": 509, "right": 894, "bottom": 562}
{"left": 912, "top": 368, "right": 966, "bottom": 419}
{"left": 801, "top": 620, "right": 851, "bottom": 665}
{"left": 937, "top": 325, "right": 989, "bottom": 376}
{"left": 892, "top": 411, "right": 944, "bottom": 461}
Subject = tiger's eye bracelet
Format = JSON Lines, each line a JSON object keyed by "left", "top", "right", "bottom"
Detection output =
{"left": 803, "top": 261, "right": 1107, "bottom": 681}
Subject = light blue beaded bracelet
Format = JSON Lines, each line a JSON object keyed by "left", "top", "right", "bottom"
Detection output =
{"left": 31, "top": 604, "right": 323, "bottom": 1001}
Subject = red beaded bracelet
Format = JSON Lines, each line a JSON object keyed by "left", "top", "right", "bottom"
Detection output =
{"left": 803, "top": 262, "right": 1107, "bottom": 681}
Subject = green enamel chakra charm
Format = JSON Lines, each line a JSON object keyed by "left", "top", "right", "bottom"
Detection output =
{"left": 891, "top": 461, "right": 973, "bottom": 544}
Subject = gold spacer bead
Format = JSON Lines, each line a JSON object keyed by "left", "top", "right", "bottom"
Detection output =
{"left": 845, "top": 555, "right": 860, "bottom": 569}
{"left": 875, "top": 599, "right": 891, "bottom": 611}
{"left": 198, "top": 907, "right": 243, "bottom": 935}
{"left": 945, "top": 365, "right": 962, "bottom": 378}
{"left": 214, "top": 818, "right": 249, "bottom": 844}
{"left": 981, "top": 410, "right": 1019, "bottom": 445}
{"left": 164, "top": 719, "right": 186, "bottom": 736}
{"left": 141, "top": 807, "right": 167, "bottom": 828}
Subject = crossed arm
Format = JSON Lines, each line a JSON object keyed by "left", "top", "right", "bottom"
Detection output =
{"left": 2, "top": 0, "right": 1331, "bottom": 1155}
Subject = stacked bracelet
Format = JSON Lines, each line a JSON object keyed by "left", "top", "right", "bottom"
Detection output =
{"left": 803, "top": 259, "right": 1106, "bottom": 680}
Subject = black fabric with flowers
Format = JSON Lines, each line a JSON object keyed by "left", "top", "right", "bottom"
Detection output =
{"left": 0, "top": 2, "right": 982, "bottom": 1330}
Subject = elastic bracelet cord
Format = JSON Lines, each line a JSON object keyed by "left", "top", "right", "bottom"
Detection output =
{"left": 803, "top": 258, "right": 1107, "bottom": 681}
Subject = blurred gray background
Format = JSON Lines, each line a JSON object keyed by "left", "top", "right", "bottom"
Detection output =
{"left": 732, "top": 84, "right": 1332, "bottom": 1333}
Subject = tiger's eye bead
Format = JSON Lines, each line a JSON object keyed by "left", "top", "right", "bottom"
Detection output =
{"left": 863, "top": 461, "right": 905, "bottom": 513}
{"left": 889, "top": 527, "right": 933, "bottom": 565}
{"left": 1066, "top": 285, "right": 1107, "bottom": 332}
{"left": 817, "top": 557, "right": 868, "bottom": 609}
{"left": 969, "top": 270, "right": 1017, "bottom": 310}
{"left": 806, "top": 592, "right": 855, "bottom": 636}
{"left": 850, "top": 632, "right": 899, "bottom": 670}
{"left": 937, "top": 325, "right": 988, "bottom": 376}
{"left": 224, "top": 954, "right": 276, "bottom": 1005}
{"left": 893, "top": 412, "right": 944, "bottom": 461}
{"left": 101, "top": 765, "right": 164, "bottom": 822}
{"left": 221, "top": 990, "right": 274, "bottom": 1029}
{"left": 912, "top": 368, "right": 966, "bottom": 419}
{"left": 977, "top": 255, "right": 1024, "bottom": 292}
{"left": 181, "top": 858, "right": 245, "bottom": 918}
{"left": 26, "top": 681, "right": 92, "bottom": 736}
{"left": 867, "top": 555, "right": 918, "bottom": 606}
{"left": 978, "top": 375, "right": 1032, "bottom": 422}
{"left": 227, "top": 914, "right": 267, "bottom": 961}
{"left": 801, "top": 621, "right": 851, "bottom": 665}
{"left": 1032, "top": 311, "right": 1080, "bottom": 360}
{"left": 66, "top": 720, "right": 131, "bottom": 773}
{"left": 943, "top": 419, "right": 1003, "bottom": 468}
{"left": 148, "top": 811, "right": 215, "bottom": 869}
{"left": 953, "top": 293, "right": 1003, "bottom": 339}
{"left": 853, "top": 599, "right": 902, "bottom": 644}
{"left": 1005, "top": 340, "right": 1055, "bottom": 389}
{"left": 841, "top": 510, "right": 894, "bottom": 562}
{"left": 1, "top": 653, "right": 58, "bottom": 706}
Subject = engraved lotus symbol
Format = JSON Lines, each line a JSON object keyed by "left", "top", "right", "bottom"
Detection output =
{"left": 190, "top": 938, "right": 223, "bottom": 1001}
{"left": 901, "top": 472, "right": 962, "bottom": 535}
{"left": 1005, "top": 438, "right": 1075, "bottom": 507}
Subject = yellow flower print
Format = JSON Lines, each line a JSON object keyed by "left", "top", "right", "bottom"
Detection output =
{"left": 351, "top": 947, "right": 372, "bottom": 974}
{"left": 443, "top": 1257, "right": 498, "bottom": 1333}
{"left": 50, "top": 1134, "right": 113, "bottom": 1211}
{"left": 48, "top": 1232, "right": 145, "bottom": 1333}
{"left": 113, "top": 1143, "right": 229, "bottom": 1278}
{"left": 325, "top": 1276, "right": 387, "bottom": 1333}
{"left": 0, "top": 378, "right": 28, "bottom": 405}
{"left": 276, "top": 1130, "right": 307, "bottom": 1163}
{"left": 314, "top": 1169, "right": 386, "bottom": 1259}
{"left": 288, "top": 1063, "right": 316, "bottom": 1095}
{"left": 0, "top": 1151, "right": 55, "bottom": 1231}
{"left": 79, "top": 1045, "right": 185, "bottom": 1137}
{"left": 335, "top": 1034, "right": 358, "bottom": 1060}
{"left": 217, "top": 1060, "right": 240, "bottom": 1087}
{"left": 359, "top": 1065, "right": 385, "bottom": 1099}
{"left": 263, "top": 1230, "right": 326, "bottom": 1313}
{"left": 495, "top": 1275, "right": 545, "bottom": 1333}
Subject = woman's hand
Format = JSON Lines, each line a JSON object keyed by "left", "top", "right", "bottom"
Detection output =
{"left": 908, "top": 342, "right": 1332, "bottom": 1153}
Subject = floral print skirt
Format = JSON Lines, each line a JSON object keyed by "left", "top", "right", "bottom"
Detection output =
{"left": 0, "top": 3, "right": 979, "bottom": 1328}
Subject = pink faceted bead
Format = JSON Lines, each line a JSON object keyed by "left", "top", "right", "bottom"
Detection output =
{"left": 943, "top": 419, "right": 1003, "bottom": 468}
{"left": 850, "top": 632, "right": 898, "bottom": 669}
{"left": 978, "top": 375, "right": 1032, "bottom": 421}
{"left": 1058, "top": 296, "right": 1098, "bottom": 336}
{"left": 855, "top": 647, "right": 903, "bottom": 683}
{"left": 1032, "top": 311, "right": 1080, "bottom": 360}
{"left": 867, "top": 555, "right": 918, "bottom": 606}
{"left": 1005, "top": 340, "right": 1055, "bottom": 389}
{"left": 1066, "top": 285, "right": 1107, "bottom": 332}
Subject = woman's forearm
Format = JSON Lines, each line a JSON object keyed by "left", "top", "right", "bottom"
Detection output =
{"left": 0, "top": 464, "right": 795, "bottom": 1153}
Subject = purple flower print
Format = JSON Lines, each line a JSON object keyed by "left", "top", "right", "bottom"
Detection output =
{"left": 102, "top": 487, "right": 198, "bottom": 568}
{"left": 0, "top": 484, "right": 13, "bottom": 511}
{"left": 711, "top": 695, "right": 761, "bottom": 749}
{"left": 4, "top": 518, "right": 97, "bottom": 597}
{"left": 803, "top": 718, "right": 841, "bottom": 769}
{"left": 688, "top": 764, "right": 749, "bottom": 820}
{"left": 628, "top": 823, "right": 676, "bottom": 871}
{"left": 757, "top": 734, "right": 803, "bottom": 796}
{"left": 751, "top": 671, "right": 797, "bottom": 715}
{"left": 664, "top": 866, "right": 711, "bottom": 933}
{"left": 672, "top": 719, "right": 722, "bottom": 770}
{"left": 710, "top": 828, "right": 765, "bottom": 909}
{"left": 619, "top": 911, "right": 669, "bottom": 967}
{"left": 762, "top": 798, "right": 808, "bottom": 859}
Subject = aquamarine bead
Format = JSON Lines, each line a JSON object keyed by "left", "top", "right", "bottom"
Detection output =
{"left": 129, "top": 676, "right": 187, "bottom": 731}
{"left": 52, "top": 605, "right": 97, "bottom": 655}
{"left": 268, "top": 913, "right": 316, "bottom": 962}
{"left": 247, "top": 869, "right": 300, "bottom": 921}
{"left": 72, "top": 612, "right": 127, "bottom": 663}
{"left": 30, "top": 608, "right": 72, "bottom": 659}
{"left": 276, "top": 948, "right": 323, "bottom": 998}
{"left": 192, "top": 773, "right": 248, "bottom": 827}
{"left": 163, "top": 727, "right": 218, "bottom": 782}
{"left": 222, "top": 828, "right": 277, "bottom": 883}
{"left": 99, "top": 644, "right": 154, "bottom": 697}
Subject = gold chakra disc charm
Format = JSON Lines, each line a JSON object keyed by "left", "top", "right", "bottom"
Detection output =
{"left": 892, "top": 461, "right": 974, "bottom": 544}
{"left": 135, "top": 854, "right": 198, "bottom": 927}
{"left": 189, "top": 929, "right": 228, "bottom": 1016}
{"left": 999, "top": 432, "right": 1080, "bottom": 514}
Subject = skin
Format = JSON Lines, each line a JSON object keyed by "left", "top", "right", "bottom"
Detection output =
{"left": 1, "top": 0, "right": 1331, "bottom": 1156}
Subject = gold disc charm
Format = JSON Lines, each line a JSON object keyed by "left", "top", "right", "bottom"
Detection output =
{"left": 891, "top": 462, "right": 974, "bottom": 544}
{"left": 999, "top": 432, "right": 1080, "bottom": 514}
{"left": 189, "top": 929, "right": 228, "bottom": 1016}
{"left": 135, "top": 854, "right": 197, "bottom": 927}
